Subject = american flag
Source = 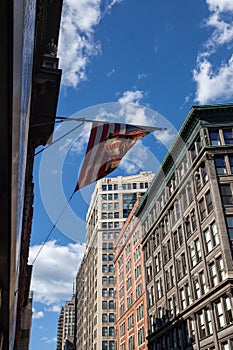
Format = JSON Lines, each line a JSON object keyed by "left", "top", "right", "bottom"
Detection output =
{"left": 75, "top": 121, "right": 158, "bottom": 191}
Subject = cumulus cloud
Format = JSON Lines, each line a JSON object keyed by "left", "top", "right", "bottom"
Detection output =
{"left": 193, "top": 55, "right": 233, "bottom": 104}
{"left": 29, "top": 240, "right": 85, "bottom": 306}
{"left": 118, "top": 90, "right": 145, "bottom": 105}
{"left": 58, "top": 0, "right": 123, "bottom": 87}
{"left": 154, "top": 128, "right": 176, "bottom": 148}
{"left": 193, "top": 0, "right": 233, "bottom": 103}
{"left": 32, "top": 309, "right": 44, "bottom": 319}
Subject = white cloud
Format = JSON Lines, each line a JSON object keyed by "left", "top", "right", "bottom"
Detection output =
{"left": 29, "top": 240, "right": 85, "bottom": 306}
{"left": 154, "top": 128, "right": 176, "bottom": 148}
{"left": 41, "top": 337, "right": 57, "bottom": 344}
{"left": 32, "top": 309, "right": 44, "bottom": 319}
{"left": 58, "top": 137, "right": 73, "bottom": 154}
{"left": 137, "top": 73, "right": 148, "bottom": 80}
{"left": 118, "top": 90, "right": 145, "bottom": 105}
{"left": 193, "top": 0, "right": 233, "bottom": 104}
{"left": 206, "top": 0, "right": 233, "bottom": 12}
{"left": 194, "top": 55, "right": 233, "bottom": 104}
{"left": 58, "top": 0, "right": 123, "bottom": 88}
{"left": 45, "top": 304, "right": 62, "bottom": 313}
{"left": 107, "top": 69, "right": 115, "bottom": 77}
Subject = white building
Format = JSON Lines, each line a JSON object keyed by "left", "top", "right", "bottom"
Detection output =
{"left": 57, "top": 296, "right": 76, "bottom": 350}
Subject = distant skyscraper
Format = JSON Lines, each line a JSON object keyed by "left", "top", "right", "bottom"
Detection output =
{"left": 76, "top": 172, "right": 154, "bottom": 350}
{"left": 57, "top": 296, "right": 76, "bottom": 350}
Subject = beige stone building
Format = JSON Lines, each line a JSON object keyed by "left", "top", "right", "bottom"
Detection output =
{"left": 76, "top": 172, "right": 154, "bottom": 350}
{"left": 57, "top": 297, "right": 76, "bottom": 350}
{"left": 137, "top": 104, "right": 233, "bottom": 349}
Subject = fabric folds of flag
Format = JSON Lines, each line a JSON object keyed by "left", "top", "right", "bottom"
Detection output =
{"left": 75, "top": 121, "right": 158, "bottom": 191}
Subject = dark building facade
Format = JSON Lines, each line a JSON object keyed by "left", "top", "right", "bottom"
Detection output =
{"left": 0, "top": 1, "right": 63, "bottom": 349}
{"left": 137, "top": 104, "right": 233, "bottom": 349}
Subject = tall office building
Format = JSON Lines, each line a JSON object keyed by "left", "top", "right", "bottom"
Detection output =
{"left": 137, "top": 104, "right": 233, "bottom": 349}
{"left": 76, "top": 172, "right": 154, "bottom": 350}
{"left": 57, "top": 296, "right": 76, "bottom": 350}
{"left": 115, "top": 198, "right": 148, "bottom": 350}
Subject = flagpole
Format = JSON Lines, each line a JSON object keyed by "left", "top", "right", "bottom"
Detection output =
{"left": 30, "top": 114, "right": 167, "bottom": 131}
{"left": 54, "top": 116, "right": 167, "bottom": 131}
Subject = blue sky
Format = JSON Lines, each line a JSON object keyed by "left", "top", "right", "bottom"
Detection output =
{"left": 29, "top": 0, "right": 233, "bottom": 349}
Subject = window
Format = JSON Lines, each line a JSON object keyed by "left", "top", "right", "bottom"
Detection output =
{"left": 154, "top": 252, "right": 161, "bottom": 274}
{"left": 102, "top": 288, "right": 107, "bottom": 297}
{"left": 148, "top": 286, "right": 155, "bottom": 307}
{"left": 102, "top": 254, "right": 107, "bottom": 261}
{"left": 109, "top": 276, "right": 114, "bottom": 284}
{"left": 199, "top": 271, "right": 207, "bottom": 294}
{"left": 109, "top": 313, "right": 115, "bottom": 322}
{"left": 109, "top": 254, "right": 114, "bottom": 261}
{"left": 209, "top": 129, "right": 221, "bottom": 145}
{"left": 223, "top": 128, "right": 233, "bottom": 144}
{"left": 206, "top": 190, "right": 213, "bottom": 213}
{"left": 102, "top": 185, "right": 107, "bottom": 191}
{"left": 128, "top": 335, "right": 134, "bottom": 350}
{"left": 199, "top": 198, "right": 206, "bottom": 221}
{"left": 114, "top": 184, "right": 118, "bottom": 190}
{"left": 136, "top": 304, "right": 144, "bottom": 322}
{"left": 120, "top": 343, "right": 126, "bottom": 350}
{"left": 204, "top": 221, "right": 219, "bottom": 253}
{"left": 109, "top": 300, "right": 114, "bottom": 309}
{"left": 102, "top": 314, "right": 108, "bottom": 322}
{"left": 135, "top": 283, "right": 142, "bottom": 299}
{"left": 102, "top": 213, "right": 107, "bottom": 220}
{"left": 108, "top": 242, "right": 114, "bottom": 250}
{"left": 209, "top": 256, "right": 224, "bottom": 287}
{"left": 177, "top": 253, "right": 187, "bottom": 280}
{"left": 180, "top": 284, "right": 191, "bottom": 310}
{"left": 215, "top": 156, "right": 227, "bottom": 175}
{"left": 120, "top": 323, "right": 125, "bottom": 337}
{"left": 102, "top": 327, "right": 108, "bottom": 336}
{"left": 216, "top": 300, "right": 225, "bottom": 328}
{"left": 198, "top": 308, "right": 212, "bottom": 338}
{"left": 109, "top": 288, "right": 114, "bottom": 297}
{"left": 102, "top": 301, "right": 107, "bottom": 309}
{"left": 102, "top": 242, "right": 107, "bottom": 250}
{"left": 229, "top": 156, "right": 233, "bottom": 173}
{"left": 109, "top": 264, "right": 114, "bottom": 273}
{"left": 102, "top": 265, "right": 108, "bottom": 272}
{"left": 102, "top": 341, "right": 108, "bottom": 350}
{"left": 109, "top": 341, "right": 115, "bottom": 350}
{"left": 189, "top": 239, "right": 201, "bottom": 267}
{"left": 127, "top": 293, "right": 133, "bottom": 308}
{"left": 165, "top": 266, "right": 174, "bottom": 290}
{"left": 226, "top": 216, "right": 233, "bottom": 238}
{"left": 138, "top": 327, "right": 145, "bottom": 346}
{"left": 102, "top": 232, "right": 108, "bottom": 240}
{"left": 220, "top": 184, "right": 233, "bottom": 205}
{"left": 102, "top": 276, "right": 108, "bottom": 284}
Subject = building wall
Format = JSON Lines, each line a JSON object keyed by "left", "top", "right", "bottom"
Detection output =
{"left": 57, "top": 297, "right": 76, "bottom": 350}
{"left": 76, "top": 172, "right": 154, "bottom": 350}
{"left": 115, "top": 198, "right": 148, "bottom": 350}
{"left": 138, "top": 105, "right": 233, "bottom": 350}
